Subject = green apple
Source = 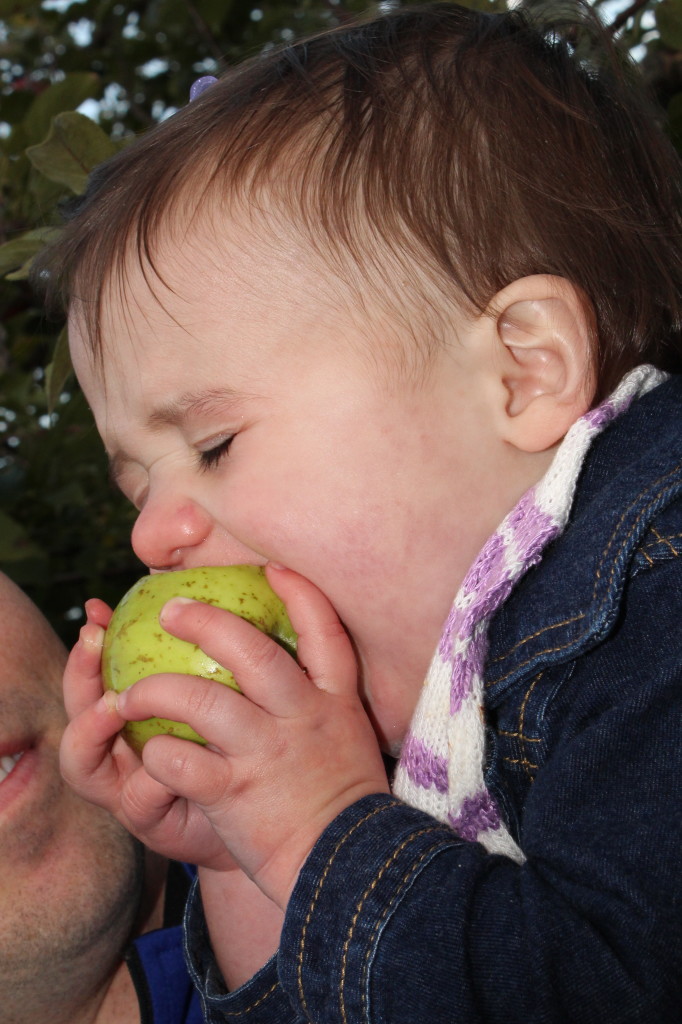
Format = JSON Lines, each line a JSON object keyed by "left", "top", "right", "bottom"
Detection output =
{"left": 101, "top": 565, "right": 297, "bottom": 752}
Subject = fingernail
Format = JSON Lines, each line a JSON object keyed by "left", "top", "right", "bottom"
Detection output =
{"left": 80, "top": 623, "right": 105, "bottom": 651}
{"left": 160, "top": 596, "right": 196, "bottom": 624}
{"left": 101, "top": 689, "right": 120, "bottom": 714}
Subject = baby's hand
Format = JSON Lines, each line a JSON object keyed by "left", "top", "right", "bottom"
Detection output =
{"left": 111, "top": 565, "right": 390, "bottom": 909}
{"left": 59, "top": 599, "right": 234, "bottom": 870}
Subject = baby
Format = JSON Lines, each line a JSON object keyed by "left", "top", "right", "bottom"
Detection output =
{"left": 39, "top": 3, "right": 682, "bottom": 1021}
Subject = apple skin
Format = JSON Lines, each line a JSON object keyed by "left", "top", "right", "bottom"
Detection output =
{"left": 101, "top": 565, "right": 297, "bottom": 753}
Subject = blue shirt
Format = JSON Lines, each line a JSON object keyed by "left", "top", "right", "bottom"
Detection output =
{"left": 128, "top": 862, "right": 203, "bottom": 1024}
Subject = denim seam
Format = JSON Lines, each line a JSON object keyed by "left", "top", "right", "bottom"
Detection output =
{"left": 500, "top": 672, "right": 544, "bottom": 778}
{"left": 359, "top": 838, "right": 460, "bottom": 1024}
{"left": 631, "top": 530, "right": 681, "bottom": 579}
{"left": 648, "top": 526, "right": 681, "bottom": 551}
{"left": 499, "top": 731, "right": 542, "bottom": 741}
{"left": 296, "top": 802, "right": 398, "bottom": 1019}
{"left": 503, "top": 755, "right": 540, "bottom": 772}
{"left": 336, "top": 829, "right": 450, "bottom": 1024}
{"left": 487, "top": 467, "right": 682, "bottom": 686}
{"left": 638, "top": 528, "right": 682, "bottom": 559}
{"left": 638, "top": 547, "right": 655, "bottom": 567}
{"left": 214, "top": 983, "right": 280, "bottom": 1018}
{"left": 518, "top": 672, "right": 542, "bottom": 780}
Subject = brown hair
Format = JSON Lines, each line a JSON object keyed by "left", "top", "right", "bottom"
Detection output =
{"left": 35, "top": 1, "right": 682, "bottom": 400}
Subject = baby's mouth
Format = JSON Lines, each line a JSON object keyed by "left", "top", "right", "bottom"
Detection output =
{"left": 0, "top": 752, "right": 25, "bottom": 784}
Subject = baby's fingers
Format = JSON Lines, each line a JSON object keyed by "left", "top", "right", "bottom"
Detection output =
{"left": 118, "top": 757, "right": 179, "bottom": 833}
{"left": 157, "top": 601, "right": 311, "bottom": 718}
{"left": 142, "top": 733, "right": 230, "bottom": 810}
{"left": 120, "top": 744, "right": 237, "bottom": 869}
{"left": 59, "top": 692, "right": 138, "bottom": 811}
{"left": 84, "top": 597, "right": 113, "bottom": 630}
{"left": 63, "top": 601, "right": 111, "bottom": 719}
{"left": 265, "top": 564, "right": 357, "bottom": 697}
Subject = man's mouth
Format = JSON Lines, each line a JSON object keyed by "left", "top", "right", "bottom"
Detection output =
{"left": 0, "top": 752, "right": 25, "bottom": 784}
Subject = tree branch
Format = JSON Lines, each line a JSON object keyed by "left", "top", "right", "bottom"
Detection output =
{"left": 608, "top": 0, "right": 650, "bottom": 35}
{"left": 183, "top": 0, "right": 225, "bottom": 63}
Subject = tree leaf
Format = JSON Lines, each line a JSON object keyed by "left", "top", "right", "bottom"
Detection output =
{"left": 26, "top": 111, "right": 119, "bottom": 194}
{"left": 23, "top": 73, "right": 101, "bottom": 146}
{"left": 44, "top": 326, "right": 73, "bottom": 413}
{"left": 656, "top": 0, "right": 682, "bottom": 50}
{"left": 0, "top": 228, "right": 62, "bottom": 278}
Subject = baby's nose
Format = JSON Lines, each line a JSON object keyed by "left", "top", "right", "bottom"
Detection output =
{"left": 131, "top": 496, "right": 213, "bottom": 571}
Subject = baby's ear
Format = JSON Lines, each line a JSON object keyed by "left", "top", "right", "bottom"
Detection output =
{"left": 492, "top": 275, "right": 596, "bottom": 453}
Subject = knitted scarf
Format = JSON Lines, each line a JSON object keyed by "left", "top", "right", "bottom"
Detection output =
{"left": 393, "top": 365, "right": 666, "bottom": 863}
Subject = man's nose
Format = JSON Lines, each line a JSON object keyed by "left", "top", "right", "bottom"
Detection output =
{"left": 131, "top": 494, "right": 214, "bottom": 571}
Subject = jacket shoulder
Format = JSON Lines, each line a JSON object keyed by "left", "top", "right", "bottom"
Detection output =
{"left": 486, "top": 376, "right": 682, "bottom": 703}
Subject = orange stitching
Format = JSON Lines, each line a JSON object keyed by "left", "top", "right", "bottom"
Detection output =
{"left": 296, "top": 803, "right": 394, "bottom": 1018}
{"left": 637, "top": 530, "right": 682, "bottom": 563}
{"left": 504, "top": 756, "right": 539, "bottom": 771}
{"left": 517, "top": 673, "right": 541, "bottom": 779}
{"left": 337, "top": 833, "right": 454, "bottom": 1024}
{"left": 487, "top": 615, "right": 584, "bottom": 670}
{"left": 499, "top": 730, "right": 541, "bottom": 741}
{"left": 486, "top": 468, "right": 682, "bottom": 686}
{"left": 595, "top": 477, "right": 679, "bottom": 604}
{"left": 219, "top": 982, "right": 279, "bottom": 1017}
{"left": 649, "top": 526, "right": 681, "bottom": 556}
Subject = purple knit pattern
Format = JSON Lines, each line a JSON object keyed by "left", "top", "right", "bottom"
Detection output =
{"left": 394, "top": 367, "right": 663, "bottom": 849}
{"left": 447, "top": 494, "right": 558, "bottom": 696}
{"left": 448, "top": 790, "right": 501, "bottom": 841}
{"left": 402, "top": 489, "right": 559, "bottom": 785}
{"left": 450, "top": 638, "right": 483, "bottom": 714}
{"left": 400, "top": 734, "right": 449, "bottom": 794}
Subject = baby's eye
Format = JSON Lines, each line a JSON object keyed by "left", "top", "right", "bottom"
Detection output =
{"left": 197, "top": 435, "right": 234, "bottom": 471}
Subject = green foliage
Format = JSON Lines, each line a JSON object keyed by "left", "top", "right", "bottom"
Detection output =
{"left": 26, "top": 111, "right": 122, "bottom": 194}
{"left": 1, "top": 0, "right": 681, "bottom": 641}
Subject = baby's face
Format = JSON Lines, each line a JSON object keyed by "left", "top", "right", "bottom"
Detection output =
{"left": 69, "top": 216, "right": 518, "bottom": 750}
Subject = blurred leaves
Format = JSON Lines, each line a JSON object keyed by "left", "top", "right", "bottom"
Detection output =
{"left": 1, "top": 0, "right": 682, "bottom": 640}
{"left": 656, "top": 0, "right": 682, "bottom": 49}
{"left": 0, "top": 226, "right": 61, "bottom": 277}
{"left": 26, "top": 110, "right": 121, "bottom": 193}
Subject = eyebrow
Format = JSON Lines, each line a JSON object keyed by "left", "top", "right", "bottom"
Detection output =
{"left": 107, "top": 386, "right": 249, "bottom": 487}
{"left": 146, "top": 386, "right": 246, "bottom": 429}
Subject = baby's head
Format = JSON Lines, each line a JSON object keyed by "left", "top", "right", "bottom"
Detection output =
{"left": 33, "top": 3, "right": 682, "bottom": 747}
{"left": 41, "top": 0, "right": 682, "bottom": 399}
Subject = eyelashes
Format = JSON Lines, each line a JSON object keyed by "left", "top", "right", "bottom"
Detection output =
{"left": 197, "top": 435, "right": 234, "bottom": 471}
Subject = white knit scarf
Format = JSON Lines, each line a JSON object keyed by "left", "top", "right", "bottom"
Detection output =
{"left": 393, "top": 365, "right": 665, "bottom": 863}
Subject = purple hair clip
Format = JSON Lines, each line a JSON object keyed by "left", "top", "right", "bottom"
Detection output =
{"left": 189, "top": 75, "right": 218, "bottom": 102}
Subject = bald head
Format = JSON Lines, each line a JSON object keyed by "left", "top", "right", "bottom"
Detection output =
{"left": 0, "top": 573, "right": 67, "bottom": 694}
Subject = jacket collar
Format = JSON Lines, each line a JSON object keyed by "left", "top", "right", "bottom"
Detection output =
{"left": 485, "top": 375, "right": 682, "bottom": 705}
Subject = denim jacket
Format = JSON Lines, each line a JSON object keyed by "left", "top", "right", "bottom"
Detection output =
{"left": 185, "top": 375, "right": 682, "bottom": 1024}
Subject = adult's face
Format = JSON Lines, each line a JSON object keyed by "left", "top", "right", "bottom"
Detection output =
{"left": 0, "top": 575, "right": 144, "bottom": 1021}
